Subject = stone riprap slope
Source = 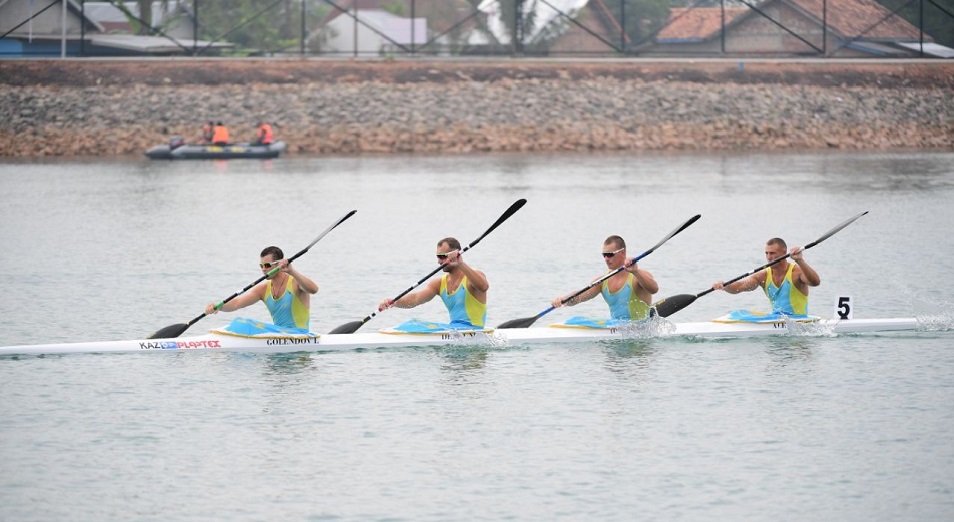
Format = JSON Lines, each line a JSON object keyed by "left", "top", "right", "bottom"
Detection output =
{"left": 1, "top": 59, "right": 952, "bottom": 156}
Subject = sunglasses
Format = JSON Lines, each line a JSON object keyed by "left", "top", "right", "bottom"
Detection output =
{"left": 436, "top": 250, "right": 459, "bottom": 261}
{"left": 601, "top": 247, "right": 624, "bottom": 259}
{"left": 259, "top": 260, "right": 282, "bottom": 269}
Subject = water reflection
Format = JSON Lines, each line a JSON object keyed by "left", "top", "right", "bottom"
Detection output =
{"left": 602, "top": 338, "right": 656, "bottom": 361}
{"left": 436, "top": 348, "right": 493, "bottom": 402}
{"left": 761, "top": 337, "right": 818, "bottom": 375}
{"left": 600, "top": 339, "right": 658, "bottom": 383}
{"left": 439, "top": 348, "right": 490, "bottom": 374}
{"left": 264, "top": 352, "right": 317, "bottom": 376}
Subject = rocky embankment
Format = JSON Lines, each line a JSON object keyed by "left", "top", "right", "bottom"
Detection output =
{"left": 1, "top": 59, "right": 952, "bottom": 157}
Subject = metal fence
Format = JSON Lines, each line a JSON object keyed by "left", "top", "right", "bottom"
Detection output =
{"left": 1, "top": 0, "right": 951, "bottom": 58}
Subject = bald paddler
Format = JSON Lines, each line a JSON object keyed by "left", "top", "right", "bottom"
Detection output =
{"left": 712, "top": 238, "right": 821, "bottom": 315}
{"left": 551, "top": 235, "right": 658, "bottom": 321}
{"left": 378, "top": 237, "right": 489, "bottom": 329}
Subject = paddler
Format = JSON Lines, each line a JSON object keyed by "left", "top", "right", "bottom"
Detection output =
{"left": 378, "top": 237, "right": 489, "bottom": 331}
{"left": 711, "top": 238, "right": 821, "bottom": 316}
{"left": 550, "top": 235, "right": 658, "bottom": 322}
{"left": 204, "top": 246, "right": 319, "bottom": 334}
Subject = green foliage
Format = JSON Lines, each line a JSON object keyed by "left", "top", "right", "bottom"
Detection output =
{"left": 381, "top": 1, "right": 407, "bottom": 17}
{"left": 196, "top": 0, "right": 330, "bottom": 53}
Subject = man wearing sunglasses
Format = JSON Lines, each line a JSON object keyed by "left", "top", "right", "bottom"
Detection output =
{"left": 204, "top": 246, "right": 319, "bottom": 333}
{"left": 378, "top": 237, "right": 489, "bottom": 329}
{"left": 551, "top": 235, "right": 658, "bottom": 322}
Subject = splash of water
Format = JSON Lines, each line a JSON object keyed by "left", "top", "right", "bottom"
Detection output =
{"left": 613, "top": 315, "right": 677, "bottom": 339}
{"left": 441, "top": 329, "right": 510, "bottom": 348}
{"left": 784, "top": 317, "right": 837, "bottom": 337}
{"left": 909, "top": 294, "right": 954, "bottom": 331}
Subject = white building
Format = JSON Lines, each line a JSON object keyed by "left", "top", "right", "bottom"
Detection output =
{"left": 322, "top": 9, "right": 427, "bottom": 55}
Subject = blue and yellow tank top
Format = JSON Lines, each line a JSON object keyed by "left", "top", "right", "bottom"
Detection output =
{"left": 601, "top": 273, "right": 651, "bottom": 321}
{"left": 440, "top": 274, "right": 487, "bottom": 328}
{"left": 263, "top": 276, "right": 310, "bottom": 330}
{"left": 763, "top": 263, "right": 809, "bottom": 315}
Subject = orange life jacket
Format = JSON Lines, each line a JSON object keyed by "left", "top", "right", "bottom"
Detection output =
{"left": 257, "top": 123, "right": 273, "bottom": 145}
{"left": 212, "top": 125, "right": 229, "bottom": 144}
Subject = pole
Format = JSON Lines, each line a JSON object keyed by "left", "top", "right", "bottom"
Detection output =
{"left": 61, "top": 0, "right": 67, "bottom": 58}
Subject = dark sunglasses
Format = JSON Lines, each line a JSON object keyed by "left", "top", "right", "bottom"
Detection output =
{"left": 436, "top": 250, "right": 459, "bottom": 261}
{"left": 601, "top": 247, "right": 624, "bottom": 259}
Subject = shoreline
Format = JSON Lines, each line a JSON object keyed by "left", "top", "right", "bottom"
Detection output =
{"left": 2, "top": 59, "right": 952, "bottom": 157}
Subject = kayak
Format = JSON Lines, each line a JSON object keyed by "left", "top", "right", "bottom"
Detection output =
{"left": 145, "top": 141, "right": 287, "bottom": 160}
{"left": 0, "top": 317, "right": 922, "bottom": 356}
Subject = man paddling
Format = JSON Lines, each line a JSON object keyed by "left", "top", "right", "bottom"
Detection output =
{"left": 551, "top": 235, "right": 658, "bottom": 322}
{"left": 378, "top": 237, "right": 489, "bottom": 330}
{"left": 712, "top": 238, "right": 820, "bottom": 316}
{"left": 204, "top": 246, "right": 319, "bottom": 334}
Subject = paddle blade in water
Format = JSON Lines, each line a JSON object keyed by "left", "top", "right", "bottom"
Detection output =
{"left": 328, "top": 321, "right": 365, "bottom": 335}
{"left": 652, "top": 294, "right": 698, "bottom": 318}
{"left": 497, "top": 316, "right": 541, "bottom": 329}
{"left": 148, "top": 323, "right": 190, "bottom": 339}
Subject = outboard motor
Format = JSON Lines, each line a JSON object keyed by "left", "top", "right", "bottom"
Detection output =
{"left": 169, "top": 136, "right": 186, "bottom": 150}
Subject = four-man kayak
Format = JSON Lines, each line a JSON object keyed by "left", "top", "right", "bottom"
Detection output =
{"left": 0, "top": 317, "right": 923, "bottom": 356}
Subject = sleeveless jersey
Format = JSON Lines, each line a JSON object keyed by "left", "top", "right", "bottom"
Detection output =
{"left": 439, "top": 274, "right": 487, "bottom": 328}
{"left": 601, "top": 273, "right": 651, "bottom": 321}
{"left": 763, "top": 263, "right": 809, "bottom": 315}
{"left": 263, "top": 276, "right": 310, "bottom": 329}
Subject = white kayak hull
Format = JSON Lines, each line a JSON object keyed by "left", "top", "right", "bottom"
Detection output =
{"left": 0, "top": 318, "right": 922, "bottom": 356}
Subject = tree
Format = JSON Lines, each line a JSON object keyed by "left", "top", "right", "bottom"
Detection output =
{"left": 191, "top": 0, "right": 329, "bottom": 54}
{"left": 112, "top": 0, "right": 170, "bottom": 35}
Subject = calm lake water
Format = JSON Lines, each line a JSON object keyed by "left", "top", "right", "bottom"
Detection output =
{"left": 2, "top": 151, "right": 953, "bottom": 521}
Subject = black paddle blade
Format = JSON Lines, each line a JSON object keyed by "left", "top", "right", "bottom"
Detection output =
{"left": 497, "top": 316, "right": 540, "bottom": 329}
{"left": 328, "top": 321, "right": 365, "bottom": 335}
{"left": 148, "top": 323, "right": 190, "bottom": 339}
{"left": 652, "top": 294, "right": 697, "bottom": 318}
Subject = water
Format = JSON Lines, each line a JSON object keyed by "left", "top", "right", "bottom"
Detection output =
{"left": 1, "top": 151, "right": 953, "bottom": 520}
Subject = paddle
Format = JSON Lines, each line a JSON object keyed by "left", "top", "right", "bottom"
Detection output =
{"left": 329, "top": 199, "right": 528, "bottom": 335}
{"left": 652, "top": 210, "right": 869, "bottom": 318}
{"left": 147, "top": 209, "right": 358, "bottom": 339}
{"left": 497, "top": 214, "right": 702, "bottom": 329}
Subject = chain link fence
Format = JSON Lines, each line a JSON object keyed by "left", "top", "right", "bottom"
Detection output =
{"left": 2, "top": 0, "right": 951, "bottom": 58}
